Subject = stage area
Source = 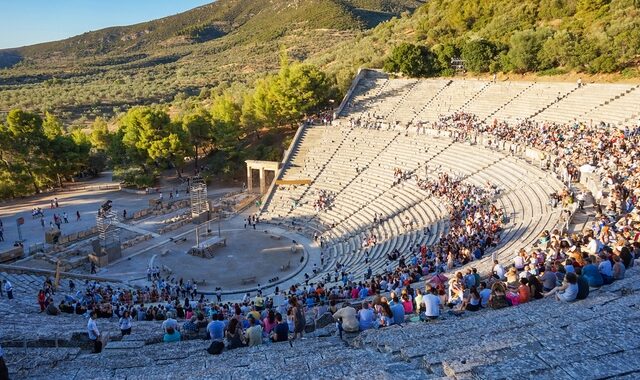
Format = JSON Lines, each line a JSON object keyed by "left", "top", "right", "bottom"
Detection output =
{"left": 107, "top": 227, "right": 305, "bottom": 292}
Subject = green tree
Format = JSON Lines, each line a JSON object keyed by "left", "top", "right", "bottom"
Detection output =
{"left": 182, "top": 109, "right": 212, "bottom": 170}
{"left": 461, "top": 39, "right": 496, "bottom": 73}
{"left": 89, "top": 117, "right": 111, "bottom": 151}
{"left": 383, "top": 43, "right": 436, "bottom": 77}
{"left": 506, "top": 29, "right": 552, "bottom": 73}
{"left": 42, "top": 112, "right": 63, "bottom": 139}
{"left": 210, "top": 94, "right": 241, "bottom": 152}
{"left": 2, "top": 109, "right": 47, "bottom": 193}
{"left": 119, "top": 106, "right": 172, "bottom": 171}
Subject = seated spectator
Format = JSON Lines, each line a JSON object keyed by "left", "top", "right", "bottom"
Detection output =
{"left": 263, "top": 310, "right": 277, "bottom": 335}
{"left": 245, "top": 316, "right": 262, "bottom": 347}
{"left": 375, "top": 298, "right": 393, "bottom": 327}
{"left": 538, "top": 266, "right": 557, "bottom": 292}
{"left": 581, "top": 257, "right": 603, "bottom": 287}
{"left": 575, "top": 267, "right": 590, "bottom": 300}
{"left": 161, "top": 318, "right": 178, "bottom": 333}
{"left": 333, "top": 302, "right": 359, "bottom": 338}
{"left": 478, "top": 282, "right": 491, "bottom": 308}
{"left": 182, "top": 316, "right": 198, "bottom": 334}
{"left": 598, "top": 255, "right": 614, "bottom": 284}
{"left": 46, "top": 300, "right": 60, "bottom": 316}
{"left": 488, "top": 282, "right": 509, "bottom": 309}
{"left": 527, "top": 275, "right": 544, "bottom": 300}
{"left": 271, "top": 312, "right": 289, "bottom": 342}
{"left": 612, "top": 255, "right": 626, "bottom": 280}
{"left": 390, "top": 297, "right": 405, "bottom": 325}
{"left": 163, "top": 327, "right": 181, "bottom": 343}
{"left": 357, "top": 302, "right": 375, "bottom": 331}
{"left": 414, "top": 289, "right": 424, "bottom": 314}
{"left": 422, "top": 286, "right": 442, "bottom": 319}
{"left": 545, "top": 272, "right": 579, "bottom": 302}
{"left": 518, "top": 278, "right": 530, "bottom": 304}
{"left": 207, "top": 314, "right": 225, "bottom": 341}
{"left": 225, "top": 318, "right": 245, "bottom": 349}
{"left": 462, "top": 286, "right": 481, "bottom": 312}
{"left": 401, "top": 294, "right": 414, "bottom": 314}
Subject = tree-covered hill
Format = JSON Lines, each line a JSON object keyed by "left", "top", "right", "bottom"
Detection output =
{"left": 0, "top": 0, "right": 422, "bottom": 64}
{"left": 0, "top": 0, "right": 422, "bottom": 122}
{"left": 314, "top": 0, "right": 640, "bottom": 80}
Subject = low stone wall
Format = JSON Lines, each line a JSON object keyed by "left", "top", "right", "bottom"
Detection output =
{"left": 58, "top": 226, "right": 99, "bottom": 245}
{"left": 158, "top": 218, "right": 192, "bottom": 235}
{"left": 0, "top": 263, "right": 121, "bottom": 282}
{"left": 121, "top": 234, "right": 152, "bottom": 249}
{"left": 0, "top": 246, "right": 24, "bottom": 263}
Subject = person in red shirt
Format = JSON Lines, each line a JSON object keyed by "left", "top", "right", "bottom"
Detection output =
{"left": 518, "top": 278, "right": 531, "bottom": 304}
{"left": 37, "top": 290, "right": 46, "bottom": 312}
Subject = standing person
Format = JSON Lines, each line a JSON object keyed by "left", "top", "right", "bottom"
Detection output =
{"left": 63, "top": 212, "right": 69, "bottom": 223}
{"left": 40, "top": 218, "right": 45, "bottom": 229}
{"left": 289, "top": 296, "right": 305, "bottom": 340}
{"left": 54, "top": 197, "right": 59, "bottom": 208}
{"left": 87, "top": 311, "right": 102, "bottom": 353}
{"left": 91, "top": 262, "right": 97, "bottom": 275}
{"left": 119, "top": 311, "right": 133, "bottom": 337}
{"left": 4, "top": 280, "right": 13, "bottom": 300}
{"left": 123, "top": 209, "right": 127, "bottom": 219}
{"left": 76, "top": 211, "right": 81, "bottom": 222}
{"left": 37, "top": 290, "right": 46, "bottom": 312}
{"left": 0, "top": 224, "right": 4, "bottom": 242}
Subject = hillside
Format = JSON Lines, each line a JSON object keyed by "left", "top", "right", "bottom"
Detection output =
{"left": 0, "top": 0, "right": 422, "bottom": 122}
{"left": 313, "top": 0, "right": 640, "bottom": 81}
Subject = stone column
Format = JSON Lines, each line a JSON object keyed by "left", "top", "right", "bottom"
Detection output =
{"left": 259, "top": 167, "right": 266, "bottom": 194}
{"left": 247, "top": 165, "right": 253, "bottom": 192}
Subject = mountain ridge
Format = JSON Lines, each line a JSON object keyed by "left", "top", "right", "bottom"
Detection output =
{"left": 0, "top": 0, "right": 423, "bottom": 67}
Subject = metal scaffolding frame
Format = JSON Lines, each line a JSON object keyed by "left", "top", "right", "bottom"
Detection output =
{"left": 190, "top": 177, "right": 209, "bottom": 218}
{"left": 97, "top": 210, "right": 119, "bottom": 247}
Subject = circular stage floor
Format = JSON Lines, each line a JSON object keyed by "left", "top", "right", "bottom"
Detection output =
{"left": 155, "top": 228, "right": 303, "bottom": 292}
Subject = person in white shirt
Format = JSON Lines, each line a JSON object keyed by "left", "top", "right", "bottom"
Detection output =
{"left": 118, "top": 310, "right": 133, "bottom": 336}
{"left": 162, "top": 318, "right": 178, "bottom": 333}
{"left": 493, "top": 260, "right": 505, "bottom": 280}
{"left": 422, "top": 286, "right": 442, "bottom": 320}
{"left": 87, "top": 311, "right": 102, "bottom": 353}
{"left": 4, "top": 280, "right": 13, "bottom": 300}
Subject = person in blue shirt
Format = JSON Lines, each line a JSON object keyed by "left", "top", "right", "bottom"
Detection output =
{"left": 163, "top": 327, "right": 181, "bottom": 343}
{"left": 358, "top": 302, "right": 375, "bottom": 331}
{"left": 389, "top": 294, "right": 405, "bottom": 325}
{"left": 207, "top": 314, "right": 226, "bottom": 341}
{"left": 358, "top": 286, "right": 368, "bottom": 300}
{"left": 581, "top": 257, "right": 603, "bottom": 287}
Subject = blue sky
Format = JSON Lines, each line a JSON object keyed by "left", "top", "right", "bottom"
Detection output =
{"left": 0, "top": 0, "right": 214, "bottom": 49}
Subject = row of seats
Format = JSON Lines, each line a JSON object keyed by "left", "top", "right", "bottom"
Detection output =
{"left": 339, "top": 70, "right": 640, "bottom": 127}
{"left": 261, "top": 122, "right": 565, "bottom": 286}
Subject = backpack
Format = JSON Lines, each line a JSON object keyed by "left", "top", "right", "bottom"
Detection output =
{"left": 207, "top": 341, "right": 224, "bottom": 355}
